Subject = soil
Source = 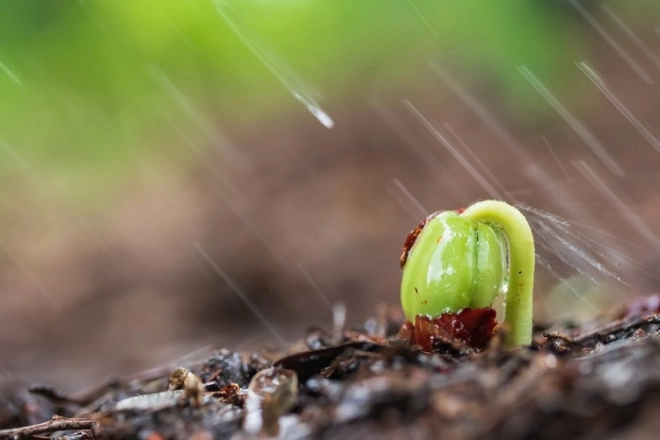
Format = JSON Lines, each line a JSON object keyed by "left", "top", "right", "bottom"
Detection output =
{"left": 3, "top": 299, "right": 660, "bottom": 440}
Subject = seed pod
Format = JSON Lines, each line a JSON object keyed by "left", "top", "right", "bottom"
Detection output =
{"left": 400, "top": 200, "right": 535, "bottom": 347}
{"left": 401, "top": 210, "right": 507, "bottom": 319}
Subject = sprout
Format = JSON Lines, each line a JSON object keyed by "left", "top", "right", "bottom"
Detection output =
{"left": 400, "top": 200, "right": 535, "bottom": 347}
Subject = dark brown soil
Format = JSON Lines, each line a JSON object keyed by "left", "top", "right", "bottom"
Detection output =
{"left": 3, "top": 302, "right": 660, "bottom": 440}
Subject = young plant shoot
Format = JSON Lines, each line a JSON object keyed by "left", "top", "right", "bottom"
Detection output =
{"left": 400, "top": 200, "right": 535, "bottom": 348}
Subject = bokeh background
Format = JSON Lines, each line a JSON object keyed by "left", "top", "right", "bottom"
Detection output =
{"left": 1, "top": 0, "right": 660, "bottom": 391}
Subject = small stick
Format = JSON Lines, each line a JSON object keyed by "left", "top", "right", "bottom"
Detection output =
{"left": 544, "top": 315, "right": 660, "bottom": 347}
{"left": 0, "top": 415, "right": 96, "bottom": 439}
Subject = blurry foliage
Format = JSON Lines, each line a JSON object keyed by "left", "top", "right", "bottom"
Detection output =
{"left": 0, "top": 0, "right": 648, "bottom": 203}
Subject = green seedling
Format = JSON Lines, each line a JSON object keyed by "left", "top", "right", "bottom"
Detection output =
{"left": 400, "top": 200, "right": 535, "bottom": 347}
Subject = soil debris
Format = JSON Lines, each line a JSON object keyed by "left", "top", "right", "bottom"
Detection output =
{"left": 3, "top": 304, "right": 660, "bottom": 439}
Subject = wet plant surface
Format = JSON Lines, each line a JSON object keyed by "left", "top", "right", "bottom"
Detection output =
{"left": 4, "top": 301, "right": 660, "bottom": 439}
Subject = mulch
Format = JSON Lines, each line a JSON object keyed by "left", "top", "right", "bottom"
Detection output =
{"left": 3, "top": 301, "right": 660, "bottom": 440}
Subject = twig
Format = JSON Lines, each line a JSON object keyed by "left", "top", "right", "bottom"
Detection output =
{"left": 0, "top": 415, "right": 95, "bottom": 439}
{"left": 544, "top": 315, "right": 660, "bottom": 348}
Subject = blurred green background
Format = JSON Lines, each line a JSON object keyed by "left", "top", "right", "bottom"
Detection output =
{"left": 0, "top": 0, "right": 625, "bottom": 204}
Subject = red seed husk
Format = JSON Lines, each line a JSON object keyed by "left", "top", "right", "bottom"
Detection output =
{"left": 400, "top": 307, "right": 498, "bottom": 351}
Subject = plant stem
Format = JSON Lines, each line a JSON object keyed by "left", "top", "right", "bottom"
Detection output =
{"left": 462, "top": 200, "right": 535, "bottom": 346}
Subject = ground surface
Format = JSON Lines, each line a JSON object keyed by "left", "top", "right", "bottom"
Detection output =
{"left": 2, "top": 301, "right": 660, "bottom": 440}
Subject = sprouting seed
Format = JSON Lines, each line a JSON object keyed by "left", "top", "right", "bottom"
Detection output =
{"left": 400, "top": 200, "right": 535, "bottom": 347}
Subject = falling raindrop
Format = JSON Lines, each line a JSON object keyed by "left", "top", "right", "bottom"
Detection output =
{"left": 518, "top": 65, "right": 624, "bottom": 178}
{"left": 0, "top": 60, "right": 20, "bottom": 84}
{"left": 215, "top": 0, "right": 334, "bottom": 128}
{"left": 576, "top": 61, "right": 660, "bottom": 153}
{"left": 568, "top": 0, "right": 654, "bottom": 84}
